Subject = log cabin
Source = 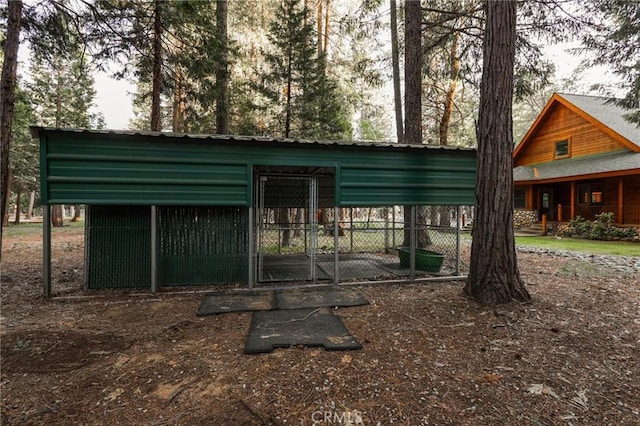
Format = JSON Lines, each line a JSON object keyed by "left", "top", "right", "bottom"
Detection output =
{"left": 513, "top": 93, "right": 640, "bottom": 227}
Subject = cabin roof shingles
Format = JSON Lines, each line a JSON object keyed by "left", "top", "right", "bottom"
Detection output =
{"left": 514, "top": 151, "right": 640, "bottom": 182}
{"left": 514, "top": 93, "right": 640, "bottom": 183}
{"left": 558, "top": 93, "right": 640, "bottom": 148}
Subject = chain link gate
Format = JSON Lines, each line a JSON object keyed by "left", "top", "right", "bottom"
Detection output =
{"left": 256, "top": 174, "right": 334, "bottom": 284}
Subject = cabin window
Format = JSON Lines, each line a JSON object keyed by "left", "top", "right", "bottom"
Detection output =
{"left": 577, "top": 184, "right": 603, "bottom": 205}
{"left": 554, "top": 140, "right": 570, "bottom": 159}
{"left": 514, "top": 188, "right": 526, "bottom": 209}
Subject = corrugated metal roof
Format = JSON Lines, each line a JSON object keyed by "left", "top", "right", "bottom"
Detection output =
{"left": 30, "top": 126, "right": 476, "bottom": 152}
{"left": 557, "top": 93, "right": 640, "bottom": 148}
{"left": 514, "top": 150, "right": 640, "bottom": 182}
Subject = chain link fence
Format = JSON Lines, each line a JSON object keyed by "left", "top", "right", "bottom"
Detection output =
{"left": 256, "top": 204, "right": 470, "bottom": 285}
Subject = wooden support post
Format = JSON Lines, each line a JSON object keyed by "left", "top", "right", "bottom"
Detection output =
{"left": 557, "top": 204, "right": 562, "bottom": 222}
{"left": 541, "top": 214, "right": 547, "bottom": 237}
{"left": 570, "top": 182, "right": 576, "bottom": 221}
{"left": 618, "top": 178, "right": 624, "bottom": 224}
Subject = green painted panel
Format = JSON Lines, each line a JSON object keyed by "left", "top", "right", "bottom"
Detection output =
{"left": 38, "top": 129, "right": 476, "bottom": 207}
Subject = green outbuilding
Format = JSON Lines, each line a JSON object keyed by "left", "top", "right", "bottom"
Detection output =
{"left": 34, "top": 127, "right": 476, "bottom": 296}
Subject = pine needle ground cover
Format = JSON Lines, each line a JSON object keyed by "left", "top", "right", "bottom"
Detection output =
{"left": 2, "top": 224, "right": 639, "bottom": 424}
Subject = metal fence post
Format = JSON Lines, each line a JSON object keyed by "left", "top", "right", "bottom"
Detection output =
{"left": 334, "top": 206, "right": 339, "bottom": 285}
{"left": 456, "top": 205, "right": 461, "bottom": 276}
{"left": 410, "top": 205, "right": 416, "bottom": 281}
{"left": 43, "top": 205, "right": 51, "bottom": 298}
{"left": 151, "top": 205, "right": 158, "bottom": 293}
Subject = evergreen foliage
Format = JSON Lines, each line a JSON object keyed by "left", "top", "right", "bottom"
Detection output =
{"left": 88, "top": 0, "right": 224, "bottom": 132}
{"left": 259, "top": 0, "right": 351, "bottom": 139}
{"left": 28, "top": 51, "right": 104, "bottom": 128}
{"left": 9, "top": 85, "right": 38, "bottom": 196}
{"left": 581, "top": 0, "right": 640, "bottom": 125}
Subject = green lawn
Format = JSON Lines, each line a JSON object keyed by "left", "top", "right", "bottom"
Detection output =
{"left": 515, "top": 235, "right": 640, "bottom": 257}
{"left": 3, "top": 221, "right": 85, "bottom": 238}
{"left": 4, "top": 221, "right": 638, "bottom": 257}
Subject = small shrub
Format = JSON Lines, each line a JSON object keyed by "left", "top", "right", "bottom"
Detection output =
{"left": 560, "top": 216, "right": 591, "bottom": 238}
{"left": 558, "top": 212, "right": 637, "bottom": 241}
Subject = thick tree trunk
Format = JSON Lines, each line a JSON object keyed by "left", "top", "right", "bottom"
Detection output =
{"left": 404, "top": 0, "right": 422, "bottom": 146}
{"left": 215, "top": 0, "right": 229, "bottom": 134}
{"left": 293, "top": 208, "right": 302, "bottom": 237}
{"left": 464, "top": 1, "right": 530, "bottom": 305}
{"left": 317, "top": 0, "right": 323, "bottom": 55}
{"left": 390, "top": 0, "right": 403, "bottom": 144}
{"left": 14, "top": 186, "right": 21, "bottom": 224}
{"left": 26, "top": 191, "right": 35, "bottom": 220}
{"left": 402, "top": 0, "right": 430, "bottom": 248}
{"left": 172, "top": 67, "right": 185, "bottom": 133}
{"left": 0, "top": 0, "right": 22, "bottom": 253}
{"left": 323, "top": 0, "right": 330, "bottom": 57}
{"left": 2, "top": 169, "right": 12, "bottom": 226}
{"left": 439, "top": 33, "right": 460, "bottom": 146}
{"left": 278, "top": 208, "right": 291, "bottom": 247}
{"left": 51, "top": 204, "right": 64, "bottom": 227}
{"left": 151, "top": 0, "right": 163, "bottom": 131}
{"left": 72, "top": 204, "right": 82, "bottom": 222}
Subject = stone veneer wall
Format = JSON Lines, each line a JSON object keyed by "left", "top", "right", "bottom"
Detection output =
{"left": 514, "top": 209, "right": 538, "bottom": 229}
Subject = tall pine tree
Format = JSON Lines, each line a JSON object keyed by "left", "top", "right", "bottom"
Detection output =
{"left": 260, "top": 0, "right": 350, "bottom": 139}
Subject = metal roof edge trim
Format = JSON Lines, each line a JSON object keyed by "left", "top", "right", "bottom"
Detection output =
{"left": 30, "top": 126, "right": 476, "bottom": 152}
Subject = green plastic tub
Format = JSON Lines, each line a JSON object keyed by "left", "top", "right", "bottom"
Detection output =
{"left": 397, "top": 247, "right": 444, "bottom": 273}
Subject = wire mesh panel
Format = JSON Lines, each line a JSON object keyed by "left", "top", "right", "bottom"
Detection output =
{"left": 86, "top": 205, "right": 151, "bottom": 289}
{"left": 158, "top": 206, "right": 248, "bottom": 287}
{"left": 334, "top": 205, "right": 464, "bottom": 281}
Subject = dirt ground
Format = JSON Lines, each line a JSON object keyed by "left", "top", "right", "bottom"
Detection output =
{"left": 1, "top": 226, "right": 639, "bottom": 425}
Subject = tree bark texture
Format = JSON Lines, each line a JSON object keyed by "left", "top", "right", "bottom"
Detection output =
{"left": 439, "top": 32, "right": 460, "bottom": 146}
{"left": 390, "top": 0, "right": 403, "bottom": 144}
{"left": 2, "top": 169, "right": 12, "bottom": 226}
{"left": 26, "top": 191, "right": 35, "bottom": 220}
{"left": 215, "top": 0, "right": 229, "bottom": 134}
{"left": 13, "top": 186, "right": 21, "bottom": 224}
{"left": 402, "top": 1, "right": 430, "bottom": 248}
{"left": 151, "top": 0, "right": 163, "bottom": 131}
{"left": 0, "top": 0, "right": 22, "bottom": 252}
{"left": 51, "top": 204, "right": 64, "bottom": 227}
{"left": 323, "top": 0, "right": 330, "bottom": 57}
{"left": 72, "top": 204, "right": 82, "bottom": 221}
{"left": 172, "top": 67, "right": 185, "bottom": 133}
{"left": 464, "top": 1, "right": 530, "bottom": 305}
{"left": 317, "top": 0, "right": 323, "bottom": 55}
{"left": 403, "top": 0, "right": 422, "bottom": 145}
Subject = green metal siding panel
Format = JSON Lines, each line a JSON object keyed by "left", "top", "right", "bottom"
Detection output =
{"left": 157, "top": 206, "right": 248, "bottom": 286}
{"left": 39, "top": 130, "right": 476, "bottom": 207}
{"left": 43, "top": 135, "right": 250, "bottom": 206}
{"left": 339, "top": 150, "right": 477, "bottom": 206}
{"left": 87, "top": 205, "right": 151, "bottom": 289}
{"left": 47, "top": 182, "right": 247, "bottom": 205}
